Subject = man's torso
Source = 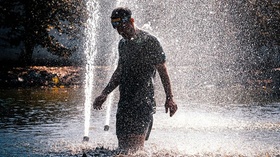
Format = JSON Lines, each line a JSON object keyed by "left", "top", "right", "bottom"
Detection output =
{"left": 117, "top": 29, "right": 165, "bottom": 113}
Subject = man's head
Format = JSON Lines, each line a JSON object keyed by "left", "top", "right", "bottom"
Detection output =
{"left": 111, "top": 7, "right": 135, "bottom": 39}
{"left": 111, "top": 7, "right": 132, "bottom": 28}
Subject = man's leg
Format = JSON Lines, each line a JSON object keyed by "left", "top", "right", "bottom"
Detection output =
{"left": 145, "top": 115, "right": 153, "bottom": 140}
{"left": 116, "top": 105, "right": 153, "bottom": 153}
{"left": 117, "top": 134, "right": 145, "bottom": 153}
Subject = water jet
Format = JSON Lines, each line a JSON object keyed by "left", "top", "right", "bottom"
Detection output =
{"left": 104, "top": 125, "right": 109, "bottom": 131}
{"left": 83, "top": 136, "right": 89, "bottom": 142}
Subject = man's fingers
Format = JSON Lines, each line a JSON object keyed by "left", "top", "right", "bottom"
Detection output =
{"left": 169, "top": 108, "right": 176, "bottom": 117}
{"left": 96, "top": 106, "right": 102, "bottom": 110}
{"left": 169, "top": 105, "right": 177, "bottom": 117}
{"left": 93, "top": 105, "right": 102, "bottom": 110}
{"left": 169, "top": 108, "right": 174, "bottom": 117}
{"left": 93, "top": 102, "right": 102, "bottom": 110}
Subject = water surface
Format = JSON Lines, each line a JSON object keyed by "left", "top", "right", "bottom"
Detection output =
{"left": 0, "top": 87, "right": 279, "bottom": 156}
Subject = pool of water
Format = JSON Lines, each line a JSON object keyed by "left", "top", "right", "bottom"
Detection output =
{"left": 0, "top": 87, "right": 279, "bottom": 156}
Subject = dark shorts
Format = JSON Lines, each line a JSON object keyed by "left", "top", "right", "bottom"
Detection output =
{"left": 116, "top": 104, "right": 153, "bottom": 137}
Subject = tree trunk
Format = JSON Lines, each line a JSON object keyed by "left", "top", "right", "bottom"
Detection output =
{"left": 19, "top": 39, "right": 34, "bottom": 65}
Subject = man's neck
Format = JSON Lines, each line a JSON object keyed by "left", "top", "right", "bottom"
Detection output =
{"left": 130, "top": 27, "right": 140, "bottom": 40}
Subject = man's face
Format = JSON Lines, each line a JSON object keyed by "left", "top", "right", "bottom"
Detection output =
{"left": 116, "top": 21, "right": 134, "bottom": 39}
{"left": 111, "top": 17, "right": 134, "bottom": 39}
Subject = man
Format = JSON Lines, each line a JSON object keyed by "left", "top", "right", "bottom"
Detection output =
{"left": 92, "top": 7, "right": 177, "bottom": 153}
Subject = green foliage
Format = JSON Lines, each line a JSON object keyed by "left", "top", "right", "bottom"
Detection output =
{"left": 0, "top": 0, "right": 87, "bottom": 64}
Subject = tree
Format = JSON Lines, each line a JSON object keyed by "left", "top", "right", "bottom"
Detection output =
{"left": 0, "top": 0, "right": 87, "bottom": 65}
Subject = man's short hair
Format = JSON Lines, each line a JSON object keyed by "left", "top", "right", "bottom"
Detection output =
{"left": 111, "top": 7, "right": 132, "bottom": 19}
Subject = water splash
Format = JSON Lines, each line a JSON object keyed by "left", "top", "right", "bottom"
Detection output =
{"left": 104, "top": 94, "right": 113, "bottom": 131}
{"left": 83, "top": 0, "right": 100, "bottom": 138}
{"left": 79, "top": 0, "right": 280, "bottom": 156}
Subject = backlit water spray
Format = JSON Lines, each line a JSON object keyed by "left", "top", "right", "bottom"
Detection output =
{"left": 83, "top": 0, "right": 100, "bottom": 141}
{"left": 104, "top": 94, "right": 113, "bottom": 131}
{"left": 78, "top": 0, "right": 280, "bottom": 156}
{"left": 103, "top": 53, "right": 118, "bottom": 131}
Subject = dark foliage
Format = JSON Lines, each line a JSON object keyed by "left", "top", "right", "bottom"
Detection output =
{"left": 0, "top": 0, "right": 87, "bottom": 65}
{"left": 225, "top": 0, "right": 279, "bottom": 69}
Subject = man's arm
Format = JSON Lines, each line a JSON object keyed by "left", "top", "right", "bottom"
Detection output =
{"left": 101, "top": 65, "right": 122, "bottom": 95}
{"left": 93, "top": 65, "right": 122, "bottom": 110}
{"left": 156, "top": 63, "right": 178, "bottom": 117}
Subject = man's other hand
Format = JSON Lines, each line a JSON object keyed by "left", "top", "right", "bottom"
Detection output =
{"left": 165, "top": 98, "right": 177, "bottom": 117}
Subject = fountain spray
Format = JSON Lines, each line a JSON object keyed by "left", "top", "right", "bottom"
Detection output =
{"left": 82, "top": 0, "right": 100, "bottom": 142}
{"left": 83, "top": 136, "right": 89, "bottom": 142}
{"left": 104, "top": 94, "right": 113, "bottom": 131}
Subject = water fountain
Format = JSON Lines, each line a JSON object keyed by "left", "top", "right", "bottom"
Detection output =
{"left": 83, "top": 0, "right": 118, "bottom": 141}
{"left": 82, "top": 0, "right": 99, "bottom": 141}
{"left": 79, "top": 0, "right": 280, "bottom": 156}
{"left": 1, "top": 0, "right": 279, "bottom": 156}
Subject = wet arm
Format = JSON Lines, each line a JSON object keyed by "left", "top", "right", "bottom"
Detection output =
{"left": 156, "top": 62, "right": 177, "bottom": 116}
{"left": 156, "top": 63, "right": 173, "bottom": 99}
{"left": 101, "top": 65, "right": 121, "bottom": 96}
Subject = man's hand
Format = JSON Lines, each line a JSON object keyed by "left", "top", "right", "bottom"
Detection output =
{"left": 93, "top": 94, "right": 107, "bottom": 110}
{"left": 165, "top": 98, "right": 177, "bottom": 117}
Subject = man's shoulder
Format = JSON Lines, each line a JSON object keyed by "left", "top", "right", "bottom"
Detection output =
{"left": 138, "top": 29, "right": 157, "bottom": 40}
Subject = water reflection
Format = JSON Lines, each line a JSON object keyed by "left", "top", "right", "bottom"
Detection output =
{"left": 0, "top": 88, "right": 85, "bottom": 156}
{"left": 1, "top": 88, "right": 82, "bottom": 128}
